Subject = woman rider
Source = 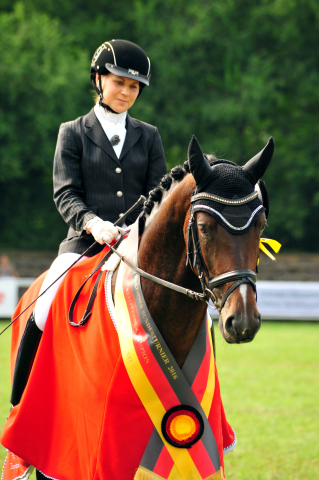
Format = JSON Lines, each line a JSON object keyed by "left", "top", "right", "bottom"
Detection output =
{"left": 10, "top": 40, "right": 167, "bottom": 410}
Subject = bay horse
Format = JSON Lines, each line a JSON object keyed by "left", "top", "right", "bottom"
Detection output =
{"left": 1, "top": 136, "right": 274, "bottom": 480}
{"left": 133, "top": 135, "right": 272, "bottom": 360}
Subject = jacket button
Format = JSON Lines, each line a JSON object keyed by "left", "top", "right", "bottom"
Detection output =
{"left": 117, "top": 191, "right": 123, "bottom": 197}
{"left": 119, "top": 213, "right": 124, "bottom": 218}
{"left": 115, "top": 167, "right": 122, "bottom": 173}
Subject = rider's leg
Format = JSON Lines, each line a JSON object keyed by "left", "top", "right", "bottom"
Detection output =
{"left": 34, "top": 252, "right": 85, "bottom": 331}
{"left": 36, "top": 470, "right": 52, "bottom": 479}
{"left": 10, "top": 312, "right": 42, "bottom": 406}
{"left": 10, "top": 253, "right": 86, "bottom": 406}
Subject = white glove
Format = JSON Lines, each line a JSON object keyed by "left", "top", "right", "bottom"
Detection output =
{"left": 85, "top": 217, "right": 122, "bottom": 245}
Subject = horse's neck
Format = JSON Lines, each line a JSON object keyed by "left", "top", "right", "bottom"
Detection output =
{"left": 111, "top": 180, "right": 208, "bottom": 367}
{"left": 137, "top": 187, "right": 207, "bottom": 367}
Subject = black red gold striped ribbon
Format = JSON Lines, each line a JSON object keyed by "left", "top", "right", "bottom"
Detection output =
{"left": 115, "top": 220, "right": 225, "bottom": 480}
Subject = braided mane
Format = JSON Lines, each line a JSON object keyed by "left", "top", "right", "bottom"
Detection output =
{"left": 140, "top": 155, "right": 218, "bottom": 228}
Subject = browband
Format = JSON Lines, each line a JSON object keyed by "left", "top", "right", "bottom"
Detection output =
{"left": 191, "top": 191, "right": 258, "bottom": 205}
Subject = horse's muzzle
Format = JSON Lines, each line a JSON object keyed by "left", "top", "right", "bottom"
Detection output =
{"left": 220, "top": 309, "right": 261, "bottom": 344}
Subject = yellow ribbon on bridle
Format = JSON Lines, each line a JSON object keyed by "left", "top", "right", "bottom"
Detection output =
{"left": 259, "top": 238, "right": 281, "bottom": 261}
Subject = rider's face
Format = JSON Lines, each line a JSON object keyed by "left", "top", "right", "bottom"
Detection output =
{"left": 96, "top": 73, "right": 140, "bottom": 113}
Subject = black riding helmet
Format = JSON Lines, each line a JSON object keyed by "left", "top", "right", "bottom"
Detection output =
{"left": 90, "top": 39, "right": 151, "bottom": 113}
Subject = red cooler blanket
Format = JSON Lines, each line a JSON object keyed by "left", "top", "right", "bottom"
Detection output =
{"left": 1, "top": 247, "right": 235, "bottom": 480}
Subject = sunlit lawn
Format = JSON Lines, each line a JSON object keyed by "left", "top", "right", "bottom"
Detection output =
{"left": 0, "top": 321, "right": 10, "bottom": 470}
{"left": 216, "top": 321, "right": 319, "bottom": 480}
{"left": 1, "top": 320, "right": 318, "bottom": 479}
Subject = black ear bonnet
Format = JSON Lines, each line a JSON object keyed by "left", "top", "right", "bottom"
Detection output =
{"left": 188, "top": 136, "right": 273, "bottom": 235}
{"left": 256, "top": 179, "right": 269, "bottom": 219}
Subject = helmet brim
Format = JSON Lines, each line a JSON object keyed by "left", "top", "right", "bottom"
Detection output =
{"left": 104, "top": 63, "right": 150, "bottom": 86}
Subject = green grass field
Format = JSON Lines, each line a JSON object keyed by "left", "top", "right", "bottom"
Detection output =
{"left": 0, "top": 320, "right": 318, "bottom": 479}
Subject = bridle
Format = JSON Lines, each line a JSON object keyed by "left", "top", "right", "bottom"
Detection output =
{"left": 68, "top": 197, "right": 259, "bottom": 327}
{"left": 102, "top": 201, "right": 257, "bottom": 314}
{"left": 186, "top": 210, "right": 257, "bottom": 311}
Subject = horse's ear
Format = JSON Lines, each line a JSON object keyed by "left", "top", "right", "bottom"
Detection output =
{"left": 188, "top": 136, "right": 215, "bottom": 190}
{"left": 243, "top": 137, "right": 274, "bottom": 183}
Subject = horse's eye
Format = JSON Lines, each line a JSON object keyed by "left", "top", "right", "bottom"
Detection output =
{"left": 198, "top": 224, "right": 209, "bottom": 236}
{"left": 260, "top": 224, "right": 266, "bottom": 234}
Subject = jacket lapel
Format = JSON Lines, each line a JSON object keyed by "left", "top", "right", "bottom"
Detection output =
{"left": 120, "top": 115, "right": 142, "bottom": 161}
{"left": 83, "top": 109, "right": 120, "bottom": 164}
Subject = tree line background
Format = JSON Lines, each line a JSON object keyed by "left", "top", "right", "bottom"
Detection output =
{"left": 0, "top": 0, "right": 318, "bottom": 252}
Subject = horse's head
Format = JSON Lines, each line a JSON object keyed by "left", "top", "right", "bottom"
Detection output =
{"left": 187, "top": 136, "right": 274, "bottom": 344}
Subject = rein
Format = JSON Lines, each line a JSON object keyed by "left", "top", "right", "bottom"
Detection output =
{"left": 105, "top": 239, "right": 256, "bottom": 310}
{"left": 69, "top": 202, "right": 258, "bottom": 326}
{"left": 105, "top": 238, "right": 206, "bottom": 302}
{"left": 105, "top": 207, "right": 257, "bottom": 313}
{"left": 69, "top": 234, "right": 208, "bottom": 327}
{"left": 0, "top": 196, "right": 146, "bottom": 336}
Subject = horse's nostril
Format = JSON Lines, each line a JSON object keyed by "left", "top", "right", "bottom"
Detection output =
{"left": 224, "top": 312, "right": 261, "bottom": 343}
{"left": 225, "top": 315, "right": 235, "bottom": 335}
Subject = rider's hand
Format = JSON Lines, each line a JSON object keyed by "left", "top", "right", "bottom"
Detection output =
{"left": 85, "top": 217, "right": 122, "bottom": 245}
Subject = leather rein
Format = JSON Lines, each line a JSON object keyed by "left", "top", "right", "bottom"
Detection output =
{"left": 105, "top": 208, "right": 257, "bottom": 312}
{"left": 69, "top": 207, "right": 257, "bottom": 327}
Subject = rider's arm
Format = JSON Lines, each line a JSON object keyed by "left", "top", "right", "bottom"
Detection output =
{"left": 53, "top": 121, "right": 97, "bottom": 236}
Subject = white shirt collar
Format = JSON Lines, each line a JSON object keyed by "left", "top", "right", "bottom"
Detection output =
{"left": 94, "top": 102, "right": 127, "bottom": 126}
{"left": 94, "top": 103, "right": 127, "bottom": 159}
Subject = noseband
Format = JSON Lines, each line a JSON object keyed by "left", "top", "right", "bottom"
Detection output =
{"left": 186, "top": 211, "right": 257, "bottom": 311}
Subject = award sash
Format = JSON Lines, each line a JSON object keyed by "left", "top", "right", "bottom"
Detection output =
{"left": 115, "top": 220, "right": 225, "bottom": 480}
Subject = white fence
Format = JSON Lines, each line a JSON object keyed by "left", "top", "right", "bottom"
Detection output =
{"left": 0, "top": 277, "right": 35, "bottom": 318}
{"left": 207, "top": 281, "right": 319, "bottom": 321}
{"left": 256, "top": 281, "right": 319, "bottom": 320}
{"left": 1, "top": 278, "right": 319, "bottom": 320}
